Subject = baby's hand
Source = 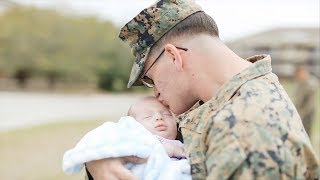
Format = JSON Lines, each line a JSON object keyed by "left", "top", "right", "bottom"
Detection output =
{"left": 162, "top": 143, "right": 187, "bottom": 158}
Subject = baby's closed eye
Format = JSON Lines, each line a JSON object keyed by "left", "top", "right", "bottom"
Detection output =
{"left": 143, "top": 115, "right": 152, "bottom": 120}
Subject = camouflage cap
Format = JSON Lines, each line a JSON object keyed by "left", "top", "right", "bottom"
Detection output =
{"left": 119, "top": 0, "right": 202, "bottom": 88}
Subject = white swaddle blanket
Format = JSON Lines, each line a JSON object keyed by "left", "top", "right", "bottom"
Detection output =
{"left": 62, "top": 116, "right": 191, "bottom": 180}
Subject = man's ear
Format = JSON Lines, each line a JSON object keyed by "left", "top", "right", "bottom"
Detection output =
{"left": 164, "top": 44, "right": 184, "bottom": 71}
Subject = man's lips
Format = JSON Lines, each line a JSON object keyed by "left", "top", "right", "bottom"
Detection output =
{"left": 163, "top": 101, "right": 169, "bottom": 107}
{"left": 159, "top": 99, "right": 169, "bottom": 107}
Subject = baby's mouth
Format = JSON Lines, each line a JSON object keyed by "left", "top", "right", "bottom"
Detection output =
{"left": 155, "top": 124, "right": 167, "bottom": 131}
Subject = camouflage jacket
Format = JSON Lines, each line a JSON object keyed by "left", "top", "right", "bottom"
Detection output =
{"left": 177, "top": 55, "right": 320, "bottom": 179}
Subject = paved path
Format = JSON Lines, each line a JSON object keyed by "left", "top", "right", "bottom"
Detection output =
{"left": 0, "top": 92, "right": 145, "bottom": 132}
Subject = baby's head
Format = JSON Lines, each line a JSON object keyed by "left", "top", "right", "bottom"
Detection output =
{"left": 128, "top": 96, "right": 177, "bottom": 140}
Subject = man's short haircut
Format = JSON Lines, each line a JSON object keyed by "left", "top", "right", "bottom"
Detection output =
{"left": 150, "top": 11, "right": 219, "bottom": 55}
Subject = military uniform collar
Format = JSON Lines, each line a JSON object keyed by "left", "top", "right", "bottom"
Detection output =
{"left": 214, "top": 54, "right": 272, "bottom": 105}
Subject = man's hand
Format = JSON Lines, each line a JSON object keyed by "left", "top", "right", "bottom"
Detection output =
{"left": 163, "top": 144, "right": 187, "bottom": 158}
{"left": 86, "top": 157, "right": 146, "bottom": 180}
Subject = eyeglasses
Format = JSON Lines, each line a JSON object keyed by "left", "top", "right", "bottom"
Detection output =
{"left": 140, "top": 46, "right": 188, "bottom": 88}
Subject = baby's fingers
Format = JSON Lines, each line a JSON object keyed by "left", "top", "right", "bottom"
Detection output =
{"left": 173, "top": 146, "right": 187, "bottom": 158}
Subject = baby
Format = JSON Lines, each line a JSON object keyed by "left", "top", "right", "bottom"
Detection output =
{"left": 63, "top": 96, "right": 190, "bottom": 180}
{"left": 127, "top": 96, "right": 185, "bottom": 159}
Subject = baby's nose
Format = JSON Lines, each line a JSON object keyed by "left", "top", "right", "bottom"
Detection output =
{"left": 155, "top": 114, "right": 163, "bottom": 121}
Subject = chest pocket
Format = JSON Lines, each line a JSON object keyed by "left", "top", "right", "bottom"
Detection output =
{"left": 179, "top": 108, "right": 209, "bottom": 179}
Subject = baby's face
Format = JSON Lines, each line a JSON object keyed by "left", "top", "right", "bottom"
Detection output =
{"left": 132, "top": 97, "right": 177, "bottom": 140}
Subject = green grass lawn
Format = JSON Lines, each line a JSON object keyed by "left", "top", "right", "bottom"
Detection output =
{"left": 312, "top": 117, "right": 320, "bottom": 156}
{"left": 0, "top": 119, "right": 107, "bottom": 180}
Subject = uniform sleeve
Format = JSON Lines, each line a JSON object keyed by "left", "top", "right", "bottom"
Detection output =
{"left": 204, "top": 116, "right": 247, "bottom": 179}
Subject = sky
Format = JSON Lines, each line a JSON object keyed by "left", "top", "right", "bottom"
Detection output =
{"left": 10, "top": 0, "right": 320, "bottom": 41}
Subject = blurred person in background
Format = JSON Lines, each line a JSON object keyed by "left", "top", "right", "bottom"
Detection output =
{"left": 294, "top": 65, "right": 317, "bottom": 136}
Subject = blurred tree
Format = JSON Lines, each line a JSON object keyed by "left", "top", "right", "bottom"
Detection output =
{"left": 0, "top": 6, "right": 134, "bottom": 91}
{"left": 13, "top": 67, "right": 32, "bottom": 88}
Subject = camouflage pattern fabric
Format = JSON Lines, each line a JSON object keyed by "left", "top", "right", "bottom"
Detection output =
{"left": 119, "top": 0, "right": 202, "bottom": 88}
{"left": 177, "top": 55, "right": 320, "bottom": 179}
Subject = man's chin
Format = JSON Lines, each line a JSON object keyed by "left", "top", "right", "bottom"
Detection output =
{"left": 171, "top": 105, "right": 195, "bottom": 115}
{"left": 171, "top": 108, "right": 187, "bottom": 116}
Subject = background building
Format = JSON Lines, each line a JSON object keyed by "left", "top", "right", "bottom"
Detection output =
{"left": 227, "top": 27, "right": 320, "bottom": 79}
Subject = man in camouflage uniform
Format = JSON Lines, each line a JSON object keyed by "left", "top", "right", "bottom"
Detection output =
{"left": 294, "top": 66, "right": 317, "bottom": 136}
{"left": 86, "top": 0, "right": 320, "bottom": 179}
